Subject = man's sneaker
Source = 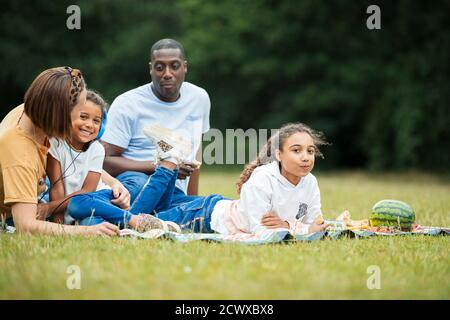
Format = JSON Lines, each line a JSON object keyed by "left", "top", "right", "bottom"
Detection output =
{"left": 136, "top": 214, "right": 168, "bottom": 233}
{"left": 142, "top": 124, "right": 192, "bottom": 164}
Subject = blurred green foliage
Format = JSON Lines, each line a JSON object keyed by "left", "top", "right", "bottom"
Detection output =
{"left": 1, "top": 0, "right": 449, "bottom": 170}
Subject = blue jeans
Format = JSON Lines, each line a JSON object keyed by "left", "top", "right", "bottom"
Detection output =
{"left": 116, "top": 170, "right": 199, "bottom": 210}
{"left": 68, "top": 166, "right": 179, "bottom": 226}
{"left": 155, "top": 194, "right": 228, "bottom": 233}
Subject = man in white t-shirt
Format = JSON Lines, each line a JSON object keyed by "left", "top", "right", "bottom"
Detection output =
{"left": 101, "top": 39, "right": 210, "bottom": 207}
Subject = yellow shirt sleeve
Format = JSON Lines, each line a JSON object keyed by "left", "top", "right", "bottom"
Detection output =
{"left": 0, "top": 105, "right": 48, "bottom": 213}
{"left": 2, "top": 165, "right": 40, "bottom": 204}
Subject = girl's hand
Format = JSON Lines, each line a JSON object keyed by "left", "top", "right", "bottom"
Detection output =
{"left": 308, "top": 222, "right": 330, "bottom": 233}
{"left": 88, "top": 222, "right": 120, "bottom": 236}
{"left": 261, "top": 212, "right": 289, "bottom": 229}
{"left": 110, "top": 182, "right": 131, "bottom": 210}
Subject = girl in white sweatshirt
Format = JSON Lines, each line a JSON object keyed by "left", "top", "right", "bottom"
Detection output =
{"left": 154, "top": 123, "right": 329, "bottom": 235}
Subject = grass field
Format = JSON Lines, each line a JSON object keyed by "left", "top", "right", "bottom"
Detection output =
{"left": 1, "top": 168, "right": 449, "bottom": 299}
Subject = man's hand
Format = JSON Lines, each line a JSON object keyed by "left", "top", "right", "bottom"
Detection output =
{"left": 110, "top": 181, "right": 131, "bottom": 210}
{"left": 261, "top": 212, "right": 289, "bottom": 229}
{"left": 177, "top": 163, "right": 196, "bottom": 180}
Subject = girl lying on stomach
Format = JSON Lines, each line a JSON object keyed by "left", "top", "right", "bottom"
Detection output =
{"left": 145, "top": 122, "right": 330, "bottom": 235}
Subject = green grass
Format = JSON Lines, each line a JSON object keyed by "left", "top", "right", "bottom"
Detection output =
{"left": 1, "top": 169, "right": 449, "bottom": 299}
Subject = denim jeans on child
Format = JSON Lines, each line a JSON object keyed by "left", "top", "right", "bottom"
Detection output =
{"left": 68, "top": 166, "right": 180, "bottom": 226}
{"left": 116, "top": 170, "right": 199, "bottom": 209}
{"left": 155, "top": 194, "right": 228, "bottom": 233}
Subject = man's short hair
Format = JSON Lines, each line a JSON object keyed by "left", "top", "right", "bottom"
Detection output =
{"left": 150, "top": 39, "right": 186, "bottom": 60}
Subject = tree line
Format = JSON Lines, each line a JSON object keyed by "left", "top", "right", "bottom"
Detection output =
{"left": 1, "top": 0, "right": 448, "bottom": 171}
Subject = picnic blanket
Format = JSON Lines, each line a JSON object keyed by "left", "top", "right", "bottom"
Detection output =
{"left": 2, "top": 221, "right": 448, "bottom": 245}
{"left": 119, "top": 223, "right": 449, "bottom": 245}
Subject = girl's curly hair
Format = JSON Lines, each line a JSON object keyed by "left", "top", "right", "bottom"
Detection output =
{"left": 236, "top": 123, "right": 328, "bottom": 194}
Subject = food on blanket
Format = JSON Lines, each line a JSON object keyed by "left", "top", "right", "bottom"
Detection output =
{"left": 336, "top": 210, "right": 351, "bottom": 222}
{"left": 324, "top": 220, "right": 346, "bottom": 229}
{"left": 323, "top": 211, "right": 350, "bottom": 230}
{"left": 319, "top": 211, "right": 369, "bottom": 231}
{"left": 346, "top": 219, "right": 370, "bottom": 229}
{"left": 334, "top": 210, "right": 369, "bottom": 228}
{"left": 369, "top": 199, "right": 415, "bottom": 230}
{"left": 367, "top": 226, "right": 399, "bottom": 233}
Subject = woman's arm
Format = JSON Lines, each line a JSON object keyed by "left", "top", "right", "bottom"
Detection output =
{"left": 11, "top": 202, "right": 119, "bottom": 236}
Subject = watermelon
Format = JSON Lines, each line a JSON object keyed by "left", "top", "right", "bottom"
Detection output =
{"left": 369, "top": 199, "right": 415, "bottom": 230}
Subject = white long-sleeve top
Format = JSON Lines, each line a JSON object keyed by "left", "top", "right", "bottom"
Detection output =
{"left": 210, "top": 161, "right": 322, "bottom": 235}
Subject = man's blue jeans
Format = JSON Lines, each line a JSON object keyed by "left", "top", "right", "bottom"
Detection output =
{"left": 68, "top": 166, "right": 179, "bottom": 226}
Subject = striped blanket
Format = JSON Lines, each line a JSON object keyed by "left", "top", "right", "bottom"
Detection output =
{"left": 2, "top": 222, "right": 447, "bottom": 244}
{"left": 119, "top": 224, "right": 449, "bottom": 245}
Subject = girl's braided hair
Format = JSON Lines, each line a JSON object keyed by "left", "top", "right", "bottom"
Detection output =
{"left": 236, "top": 123, "right": 328, "bottom": 194}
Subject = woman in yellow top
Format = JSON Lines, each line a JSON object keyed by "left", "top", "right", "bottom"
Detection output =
{"left": 0, "top": 67, "right": 119, "bottom": 236}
